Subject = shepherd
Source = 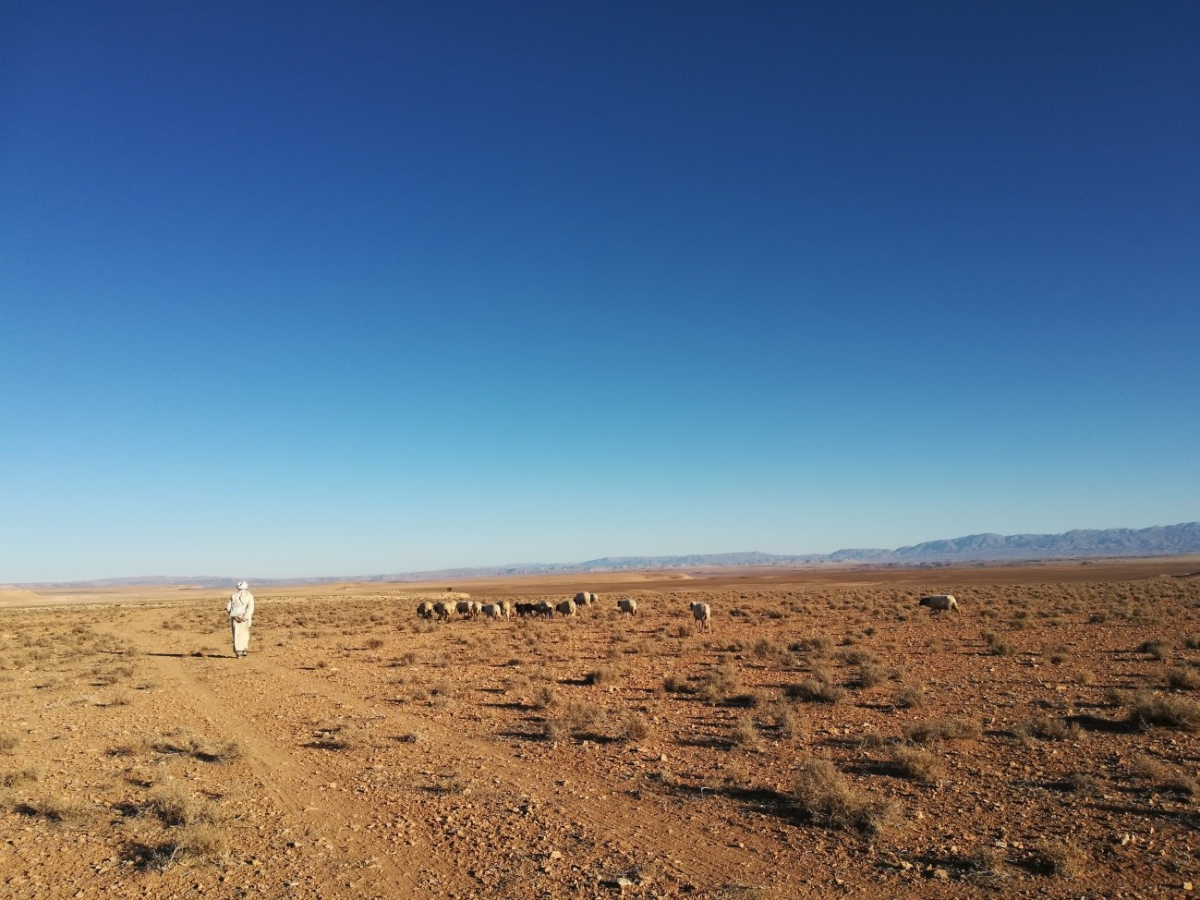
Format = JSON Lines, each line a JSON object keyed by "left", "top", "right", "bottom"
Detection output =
{"left": 227, "top": 581, "right": 255, "bottom": 658}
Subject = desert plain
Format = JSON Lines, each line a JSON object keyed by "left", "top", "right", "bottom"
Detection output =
{"left": 3, "top": 558, "right": 1200, "bottom": 899}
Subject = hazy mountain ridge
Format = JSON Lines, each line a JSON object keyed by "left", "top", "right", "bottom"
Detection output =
{"left": 8, "top": 522, "right": 1198, "bottom": 588}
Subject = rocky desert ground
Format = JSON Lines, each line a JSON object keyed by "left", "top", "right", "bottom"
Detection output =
{"left": 3, "top": 559, "right": 1200, "bottom": 899}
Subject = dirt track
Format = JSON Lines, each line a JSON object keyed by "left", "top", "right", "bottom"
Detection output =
{"left": 4, "top": 561, "right": 1200, "bottom": 898}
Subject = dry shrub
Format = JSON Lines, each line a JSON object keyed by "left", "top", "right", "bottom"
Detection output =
{"left": 1126, "top": 693, "right": 1200, "bottom": 731}
{"left": 616, "top": 712, "right": 651, "bottom": 742}
{"left": 364, "top": 637, "right": 385, "bottom": 650}
{"left": 785, "top": 671, "right": 844, "bottom": 704}
{"left": 0, "top": 765, "right": 42, "bottom": 788}
{"left": 895, "top": 683, "right": 925, "bottom": 709}
{"left": 0, "top": 731, "right": 18, "bottom": 753}
{"left": 562, "top": 701, "right": 605, "bottom": 739}
{"left": 791, "top": 758, "right": 896, "bottom": 836}
{"left": 903, "top": 716, "right": 982, "bottom": 745}
{"left": 531, "top": 685, "right": 559, "bottom": 710}
{"left": 729, "top": 719, "right": 759, "bottom": 747}
{"left": 1027, "top": 840, "right": 1083, "bottom": 878}
{"left": 1015, "top": 717, "right": 1072, "bottom": 742}
{"left": 176, "top": 822, "right": 228, "bottom": 861}
{"left": 1130, "top": 753, "right": 1197, "bottom": 795}
{"left": 1167, "top": 667, "right": 1200, "bottom": 690}
{"left": 1138, "top": 639, "right": 1168, "bottom": 660}
{"left": 16, "top": 793, "right": 91, "bottom": 825}
{"left": 853, "top": 664, "right": 893, "bottom": 689}
{"left": 149, "top": 784, "right": 219, "bottom": 826}
{"left": 698, "top": 660, "right": 744, "bottom": 702}
{"left": 769, "top": 703, "right": 801, "bottom": 740}
{"left": 584, "top": 667, "right": 614, "bottom": 686}
{"left": 989, "top": 641, "right": 1015, "bottom": 657}
{"left": 662, "top": 675, "right": 693, "bottom": 695}
{"left": 1065, "top": 771, "right": 1100, "bottom": 796}
{"left": 889, "top": 746, "right": 945, "bottom": 783}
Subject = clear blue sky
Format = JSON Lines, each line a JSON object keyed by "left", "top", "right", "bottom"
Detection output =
{"left": 2, "top": 1, "right": 1197, "bottom": 582}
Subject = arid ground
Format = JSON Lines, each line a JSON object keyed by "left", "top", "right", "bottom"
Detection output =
{"left": 4, "top": 558, "right": 1200, "bottom": 899}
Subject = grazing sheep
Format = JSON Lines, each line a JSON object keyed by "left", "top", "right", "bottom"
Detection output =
{"left": 481, "top": 603, "right": 502, "bottom": 620}
{"left": 456, "top": 600, "right": 474, "bottom": 618}
{"left": 556, "top": 599, "right": 578, "bottom": 617}
{"left": 416, "top": 601, "right": 435, "bottom": 619}
{"left": 535, "top": 601, "right": 555, "bottom": 618}
{"left": 617, "top": 598, "right": 638, "bottom": 615}
{"left": 470, "top": 600, "right": 483, "bottom": 617}
{"left": 432, "top": 601, "right": 453, "bottom": 621}
{"left": 515, "top": 602, "right": 536, "bottom": 617}
{"left": 499, "top": 600, "right": 513, "bottom": 618}
{"left": 574, "top": 591, "right": 597, "bottom": 606}
{"left": 690, "top": 601, "right": 712, "bottom": 631}
{"left": 919, "top": 594, "right": 960, "bottom": 615}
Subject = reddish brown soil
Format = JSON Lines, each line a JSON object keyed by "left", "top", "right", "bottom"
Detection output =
{"left": 3, "top": 559, "right": 1200, "bottom": 898}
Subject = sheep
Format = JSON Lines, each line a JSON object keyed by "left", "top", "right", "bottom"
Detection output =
{"left": 416, "top": 601, "right": 434, "bottom": 619}
{"left": 470, "top": 600, "right": 483, "bottom": 617}
{"left": 574, "top": 591, "right": 597, "bottom": 606}
{"left": 499, "top": 600, "right": 513, "bottom": 618}
{"left": 690, "top": 601, "right": 712, "bottom": 631}
{"left": 432, "top": 600, "right": 453, "bottom": 621}
{"left": 617, "top": 598, "right": 638, "bottom": 615}
{"left": 919, "top": 594, "right": 960, "bottom": 615}
{"left": 481, "top": 603, "right": 502, "bottom": 620}
{"left": 556, "top": 599, "right": 578, "bottom": 617}
{"left": 455, "top": 600, "right": 474, "bottom": 618}
{"left": 515, "top": 602, "right": 536, "bottom": 617}
{"left": 535, "top": 601, "right": 555, "bottom": 618}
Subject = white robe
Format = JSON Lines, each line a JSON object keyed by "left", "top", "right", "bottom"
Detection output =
{"left": 227, "top": 589, "right": 255, "bottom": 655}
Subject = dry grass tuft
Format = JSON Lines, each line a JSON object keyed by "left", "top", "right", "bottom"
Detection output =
{"left": 16, "top": 792, "right": 92, "bottom": 825}
{"left": 790, "top": 758, "right": 896, "bottom": 836}
{"left": 903, "top": 716, "right": 981, "bottom": 745}
{"left": 895, "top": 683, "right": 926, "bottom": 709}
{"left": 1167, "top": 667, "right": 1200, "bottom": 690}
{"left": 785, "top": 670, "right": 845, "bottom": 704}
{"left": 889, "top": 746, "right": 945, "bottom": 782}
{"left": 1126, "top": 692, "right": 1200, "bottom": 731}
{"left": 1027, "top": 840, "right": 1084, "bottom": 878}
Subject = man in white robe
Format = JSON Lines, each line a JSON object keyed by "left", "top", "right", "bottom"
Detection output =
{"left": 227, "top": 581, "right": 255, "bottom": 658}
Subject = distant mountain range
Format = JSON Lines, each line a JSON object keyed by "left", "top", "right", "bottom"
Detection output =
{"left": 7, "top": 522, "right": 1198, "bottom": 588}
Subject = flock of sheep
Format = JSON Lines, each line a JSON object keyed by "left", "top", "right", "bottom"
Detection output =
{"left": 416, "top": 592, "right": 959, "bottom": 627}
{"left": 415, "top": 591, "right": 716, "bottom": 630}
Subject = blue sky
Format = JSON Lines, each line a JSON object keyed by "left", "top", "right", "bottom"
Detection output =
{"left": 2, "top": 1, "right": 1197, "bottom": 581}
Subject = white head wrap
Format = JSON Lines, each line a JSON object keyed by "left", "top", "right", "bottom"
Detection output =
{"left": 237, "top": 581, "right": 249, "bottom": 590}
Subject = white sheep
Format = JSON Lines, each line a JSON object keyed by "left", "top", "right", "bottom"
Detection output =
{"left": 556, "top": 598, "right": 578, "bottom": 617}
{"left": 574, "top": 591, "right": 597, "bottom": 606}
{"left": 690, "top": 601, "right": 712, "bottom": 631}
{"left": 432, "top": 600, "right": 453, "bottom": 621}
{"left": 617, "top": 598, "right": 638, "bottom": 615}
{"left": 919, "top": 594, "right": 960, "bottom": 615}
{"left": 499, "top": 600, "right": 513, "bottom": 618}
{"left": 455, "top": 600, "right": 473, "bottom": 618}
{"left": 481, "top": 603, "right": 502, "bottom": 620}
